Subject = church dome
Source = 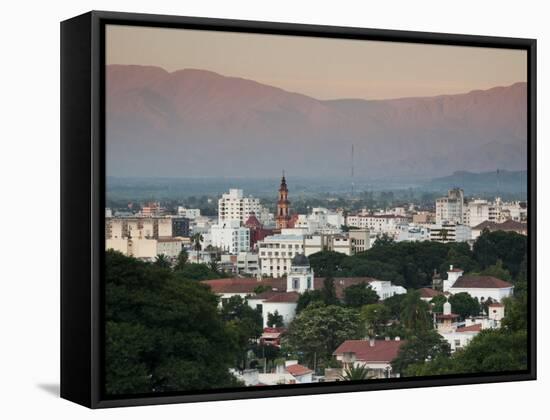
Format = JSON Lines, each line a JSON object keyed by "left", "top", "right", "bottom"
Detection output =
{"left": 291, "top": 253, "right": 310, "bottom": 267}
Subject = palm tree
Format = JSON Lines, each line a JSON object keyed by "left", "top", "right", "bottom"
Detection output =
{"left": 209, "top": 260, "right": 220, "bottom": 274}
{"left": 154, "top": 254, "right": 171, "bottom": 269}
{"left": 400, "top": 290, "right": 431, "bottom": 332}
{"left": 174, "top": 249, "right": 188, "bottom": 271}
{"left": 191, "top": 233, "right": 204, "bottom": 262}
{"left": 339, "top": 364, "right": 371, "bottom": 381}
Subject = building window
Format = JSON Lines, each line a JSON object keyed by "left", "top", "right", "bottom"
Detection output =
{"left": 292, "top": 278, "right": 300, "bottom": 289}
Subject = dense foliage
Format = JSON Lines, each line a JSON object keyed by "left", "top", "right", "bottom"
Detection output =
{"left": 285, "top": 303, "right": 365, "bottom": 370}
{"left": 308, "top": 230, "right": 527, "bottom": 290}
{"left": 105, "top": 250, "right": 240, "bottom": 395}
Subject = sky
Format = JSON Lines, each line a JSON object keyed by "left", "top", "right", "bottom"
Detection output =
{"left": 106, "top": 24, "right": 526, "bottom": 100}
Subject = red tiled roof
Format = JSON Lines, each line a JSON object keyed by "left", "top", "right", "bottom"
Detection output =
{"left": 250, "top": 291, "right": 280, "bottom": 300}
{"left": 264, "top": 292, "right": 300, "bottom": 303}
{"left": 448, "top": 268, "right": 464, "bottom": 273}
{"left": 418, "top": 287, "right": 443, "bottom": 298}
{"left": 488, "top": 302, "right": 505, "bottom": 308}
{"left": 244, "top": 214, "right": 262, "bottom": 228}
{"left": 286, "top": 364, "right": 313, "bottom": 376}
{"left": 456, "top": 324, "right": 482, "bottom": 332}
{"left": 202, "top": 278, "right": 286, "bottom": 294}
{"left": 452, "top": 275, "right": 513, "bottom": 289}
{"left": 333, "top": 340, "right": 405, "bottom": 363}
{"left": 473, "top": 220, "right": 527, "bottom": 233}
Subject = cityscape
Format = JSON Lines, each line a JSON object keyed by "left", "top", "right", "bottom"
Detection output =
{"left": 105, "top": 175, "right": 528, "bottom": 390}
{"left": 104, "top": 25, "right": 528, "bottom": 395}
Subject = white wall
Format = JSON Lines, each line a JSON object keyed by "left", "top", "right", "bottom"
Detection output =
{"left": 3, "top": 1, "right": 547, "bottom": 420}
{"left": 262, "top": 302, "right": 298, "bottom": 327}
{"left": 449, "top": 287, "right": 514, "bottom": 302}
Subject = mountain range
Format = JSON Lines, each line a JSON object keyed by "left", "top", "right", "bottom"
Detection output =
{"left": 106, "top": 64, "right": 527, "bottom": 179}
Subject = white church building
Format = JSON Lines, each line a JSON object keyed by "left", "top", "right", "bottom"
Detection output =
{"left": 443, "top": 265, "right": 514, "bottom": 302}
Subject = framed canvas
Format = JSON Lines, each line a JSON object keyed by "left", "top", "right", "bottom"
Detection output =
{"left": 60, "top": 11, "right": 536, "bottom": 408}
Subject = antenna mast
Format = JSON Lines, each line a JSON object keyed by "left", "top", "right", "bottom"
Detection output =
{"left": 351, "top": 144, "right": 355, "bottom": 196}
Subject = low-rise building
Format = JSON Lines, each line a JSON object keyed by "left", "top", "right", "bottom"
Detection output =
{"left": 236, "top": 252, "right": 260, "bottom": 275}
{"left": 211, "top": 221, "right": 250, "bottom": 254}
{"left": 284, "top": 361, "right": 313, "bottom": 384}
{"left": 302, "top": 229, "right": 370, "bottom": 256}
{"left": 471, "top": 220, "right": 527, "bottom": 240}
{"left": 156, "top": 237, "right": 184, "bottom": 258}
{"left": 346, "top": 214, "right": 408, "bottom": 237}
{"left": 258, "top": 233, "right": 305, "bottom": 278}
{"left": 177, "top": 207, "right": 201, "bottom": 219}
{"left": 333, "top": 338, "right": 405, "bottom": 379}
{"left": 430, "top": 223, "right": 471, "bottom": 243}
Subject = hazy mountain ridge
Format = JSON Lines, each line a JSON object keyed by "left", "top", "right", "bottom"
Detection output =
{"left": 106, "top": 65, "right": 527, "bottom": 178}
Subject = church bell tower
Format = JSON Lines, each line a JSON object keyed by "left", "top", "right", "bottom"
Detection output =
{"left": 276, "top": 171, "right": 291, "bottom": 229}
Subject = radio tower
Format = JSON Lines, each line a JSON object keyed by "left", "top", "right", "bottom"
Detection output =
{"left": 351, "top": 144, "right": 355, "bottom": 196}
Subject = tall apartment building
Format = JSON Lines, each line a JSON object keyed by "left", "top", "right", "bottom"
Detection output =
{"left": 435, "top": 188, "right": 464, "bottom": 225}
{"left": 218, "top": 189, "right": 264, "bottom": 225}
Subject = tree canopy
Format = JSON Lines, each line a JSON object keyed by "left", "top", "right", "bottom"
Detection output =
{"left": 105, "top": 250, "right": 240, "bottom": 395}
{"left": 285, "top": 304, "right": 364, "bottom": 370}
{"left": 343, "top": 283, "right": 379, "bottom": 308}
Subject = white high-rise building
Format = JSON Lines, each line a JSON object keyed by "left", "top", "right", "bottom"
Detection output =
{"left": 435, "top": 188, "right": 464, "bottom": 225}
{"left": 210, "top": 220, "right": 250, "bottom": 254}
{"left": 218, "top": 189, "right": 265, "bottom": 225}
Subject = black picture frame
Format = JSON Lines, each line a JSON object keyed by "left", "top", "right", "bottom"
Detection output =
{"left": 61, "top": 10, "right": 537, "bottom": 409}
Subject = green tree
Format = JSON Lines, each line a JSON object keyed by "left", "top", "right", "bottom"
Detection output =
{"left": 154, "top": 254, "right": 171, "bottom": 269}
{"left": 308, "top": 251, "right": 346, "bottom": 277}
{"left": 208, "top": 260, "right": 220, "bottom": 274}
{"left": 175, "top": 263, "right": 223, "bottom": 281}
{"left": 360, "top": 303, "right": 391, "bottom": 337}
{"left": 296, "top": 289, "right": 325, "bottom": 313}
{"left": 339, "top": 364, "right": 371, "bottom": 381}
{"left": 501, "top": 294, "right": 528, "bottom": 332}
{"left": 174, "top": 249, "right": 188, "bottom": 271}
{"left": 391, "top": 330, "right": 450, "bottom": 376}
{"left": 105, "top": 250, "right": 239, "bottom": 394}
{"left": 472, "top": 230, "right": 527, "bottom": 278}
{"left": 406, "top": 329, "right": 527, "bottom": 376}
{"left": 191, "top": 233, "right": 204, "bottom": 262}
{"left": 382, "top": 293, "right": 407, "bottom": 319}
{"left": 285, "top": 304, "right": 364, "bottom": 369}
{"left": 430, "top": 295, "right": 447, "bottom": 314}
{"left": 476, "top": 259, "right": 513, "bottom": 282}
{"left": 321, "top": 275, "right": 340, "bottom": 306}
{"left": 343, "top": 283, "right": 379, "bottom": 307}
{"left": 254, "top": 284, "right": 273, "bottom": 295}
{"left": 400, "top": 290, "right": 432, "bottom": 333}
{"left": 267, "top": 310, "right": 284, "bottom": 328}
{"left": 448, "top": 292, "right": 481, "bottom": 319}
{"left": 220, "top": 296, "right": 263, "bottom": 370}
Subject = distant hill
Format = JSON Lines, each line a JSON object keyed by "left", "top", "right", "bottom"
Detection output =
{"left": 106, "top": 65, "right": 527, "bottom": 178}
{"left": 426, "top": 170, "right": 528, "bottom": 195}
